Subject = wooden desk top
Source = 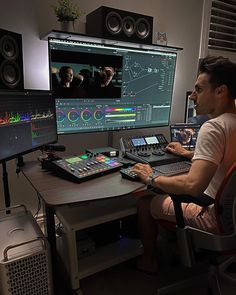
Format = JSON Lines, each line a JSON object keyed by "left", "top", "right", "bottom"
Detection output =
{"left": 22, "top": 161, "right": 145, "bottom": 206}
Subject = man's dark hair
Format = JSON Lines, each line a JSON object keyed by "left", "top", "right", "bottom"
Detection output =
{"left": 199, "top": 56, "right": 236, "bottom": 99}
{"left": 59, "top": 66, "right": 72, "bottom": 78}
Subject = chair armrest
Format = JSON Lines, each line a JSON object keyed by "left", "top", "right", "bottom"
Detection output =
{"left": 170, "top": 194, "right": 214, "bottom": 207}
{"left": 170, "top": 194, "right": 215, "bottom": 228}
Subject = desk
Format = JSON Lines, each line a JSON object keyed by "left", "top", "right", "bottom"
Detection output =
{"left": 22, "top": 161, "right": 146, "bottom": 294}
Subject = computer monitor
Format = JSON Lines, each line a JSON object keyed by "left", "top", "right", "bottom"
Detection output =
{"left": 0, "top": 90, "right": 57, "bottom": 162}
{"left": 48, "top": 37, "right": 177, "bottom": 134}
{"left": 170, "top": 123, "right": 201, "bottom": 149}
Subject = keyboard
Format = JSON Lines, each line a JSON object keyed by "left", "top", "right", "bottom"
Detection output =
{"left": 153, "top": 161, "right": 191, "bottom": 176}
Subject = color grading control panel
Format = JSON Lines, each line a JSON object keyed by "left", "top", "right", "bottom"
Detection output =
{"left": 51, "top": 154, "right": 123, "bottom": 182}
{"left": 120, "top": 133, "right": 183, "bottom": 166}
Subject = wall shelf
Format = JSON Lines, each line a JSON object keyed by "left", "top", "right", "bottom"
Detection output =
{"left": 42, "top": 30, "right": 183, "bottom": 52}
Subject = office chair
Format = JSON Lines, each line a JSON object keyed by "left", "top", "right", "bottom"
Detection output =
{"left": 158, "top": 161, "right": 236, "bottom": 295}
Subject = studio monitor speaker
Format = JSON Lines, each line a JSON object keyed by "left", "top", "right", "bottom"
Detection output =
{"left": 0, "top": 28, "right": 24, "bottom": 90}
{"left": 86, "top": 6, "right": 153, "bottom": 44}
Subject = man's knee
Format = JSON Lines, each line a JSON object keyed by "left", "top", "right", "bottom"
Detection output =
{"left": 150, "top": 195, "right": 176, "bottom": 222}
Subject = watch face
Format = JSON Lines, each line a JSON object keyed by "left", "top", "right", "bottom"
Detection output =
{"left": 146, "top": 175, "right": 153, "bottom": 186}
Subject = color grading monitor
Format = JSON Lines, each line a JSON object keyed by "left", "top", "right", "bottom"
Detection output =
{"left": 0, "top": 90, "right": 57, "bottom": 162}
{"left": 48, "top": 37, "right": 177, "bottom": 134}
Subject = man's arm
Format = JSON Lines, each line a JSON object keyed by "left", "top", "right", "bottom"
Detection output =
{"left": 166, "top": 142, "right": 194, "bottom": 159}
{"left": 132, "top": 159, "right": 217, "bottom": 197}
{"left": 152, "top": 159, "right": 217, "bottom": 196}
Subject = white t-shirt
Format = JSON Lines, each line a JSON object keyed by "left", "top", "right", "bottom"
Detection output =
{"left": 192, "top": 113, "right": 236, "bottom": 198}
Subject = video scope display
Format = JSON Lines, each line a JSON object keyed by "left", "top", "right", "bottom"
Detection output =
{"left": 0, "top": 90, "right": 57, "bottom": 162}
{"left": 49, "top": 38, "right": 177, "bottom": 134}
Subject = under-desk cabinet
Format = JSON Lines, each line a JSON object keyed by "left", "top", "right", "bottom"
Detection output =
{"left": 55, "top": 195, "right": 143, "bottom": 294}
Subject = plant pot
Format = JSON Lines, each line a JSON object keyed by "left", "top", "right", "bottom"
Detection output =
{"left": 60, "top": 21, "right": 75, "bottom": 32}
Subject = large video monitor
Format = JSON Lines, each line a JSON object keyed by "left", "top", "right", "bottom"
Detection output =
{"left": 0, "top": 90, "right": 57, "bottom": 162}
{"left": 48, "top": 37, "right": 177, "bottom": 134}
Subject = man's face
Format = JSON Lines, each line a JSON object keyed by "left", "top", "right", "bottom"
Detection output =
{"left": 189, "top": 73, "right": 217, "bottom": 116}
{"left": 62, "top": 68, "right": 73, "bottom": 83}
{"left": 101, "top": 67, "right": 114, "bottom": 85}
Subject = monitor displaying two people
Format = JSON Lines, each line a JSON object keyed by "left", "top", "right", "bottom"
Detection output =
{"left": 52, "top": 65, "right": 121, "bottom": 99}
{"left": 49, "top": 37, "right": 177, "bottom": 133}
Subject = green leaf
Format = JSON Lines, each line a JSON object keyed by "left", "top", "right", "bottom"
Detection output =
{"left": 51, "top": 0, "right": 84, "bottom": 22}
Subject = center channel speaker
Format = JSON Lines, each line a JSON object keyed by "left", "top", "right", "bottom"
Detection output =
{"left": 0, "top": 28, "right": 24, "bottom": 90}
{"left": 86, "top": 6, "right": 153, "bottom": 44}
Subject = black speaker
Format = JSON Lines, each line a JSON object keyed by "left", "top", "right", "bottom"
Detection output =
{"left": 0, "top": 28, "right": 24, "bottom": 90}
{"left": 86, "top": 6, "right": 153, "bottom": 44}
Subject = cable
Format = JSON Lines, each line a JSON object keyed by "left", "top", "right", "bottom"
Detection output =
{"left": 34, "top": 192, "right": 42, "bottom": 220}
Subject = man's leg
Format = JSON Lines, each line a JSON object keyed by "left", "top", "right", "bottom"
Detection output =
{"left": 137, "top": 194, "right": 176, "bottom": 273}
{"left": 136, "top": 195, "right": 159, "bottom": 273}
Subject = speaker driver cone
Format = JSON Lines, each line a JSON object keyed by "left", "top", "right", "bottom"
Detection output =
{"left": 105, "top": 12, "right": 122, "bottom": 35}
{"left": 0, "top": 60, "right": 21, "bottom": 88}
{"left": 0, "top": 35, "right": 19, "bottom": 60}
{"left": 122, "top": 16, "right": 135, "bottom": 37}
{"left": 136, "top": 18, "right": 151, "bottom": 39}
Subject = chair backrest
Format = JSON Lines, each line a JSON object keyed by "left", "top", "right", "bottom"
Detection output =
{"left": 214, "top": 161, "right": 236, "bottom": 234}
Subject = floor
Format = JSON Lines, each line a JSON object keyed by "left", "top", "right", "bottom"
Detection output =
{"left": 39, "top": 218, "right": 236, "bottom": 295}
{"left": 79, "top": 259, "right": 208, "bottom": 295}
{"left": 54, "top": 233, "right": 221, "bottom": 295}
{"left": 56, "top": 256, "right": 236, "bottom": 295}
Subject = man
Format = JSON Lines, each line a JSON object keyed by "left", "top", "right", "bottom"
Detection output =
{"left": 100, "top": 67, "right": 115, "bottom": 88}
{"left": 132, "top": 56, "right": 236, "bottom": 273}
{"left": 54, "top": 66, "right": 87, "bottom": 98}
{"left": 93, "top": 66, "right": 121, "bottom": 98}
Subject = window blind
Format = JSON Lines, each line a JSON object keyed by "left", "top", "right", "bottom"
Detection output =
{"left": 209, "top": 0, "right": 236, "bottom": 52}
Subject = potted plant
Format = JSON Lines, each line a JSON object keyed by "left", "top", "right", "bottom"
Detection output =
{"left": 52, "top": 0, "right": 83, "bottom": 32}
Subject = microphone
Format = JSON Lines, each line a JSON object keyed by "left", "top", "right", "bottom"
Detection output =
{"left": 43, "top": 144, "right": 66, "bottom": 152}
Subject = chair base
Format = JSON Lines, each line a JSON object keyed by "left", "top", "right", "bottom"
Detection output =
{"left": 219, "top": 256, "right": 236, "bottom": 283}
{"left": 157, "top": 256, "right": 236, "bottom": 295}
{"left": 157, "top": 273, "right": 207, "bottom": 295}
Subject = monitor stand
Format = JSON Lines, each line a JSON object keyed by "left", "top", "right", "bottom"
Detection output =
{"left": 108, "top": 131, "right": 114, "bottom": 147}
{"left": 2, "top": 161, "right": 11, "bottom": 208}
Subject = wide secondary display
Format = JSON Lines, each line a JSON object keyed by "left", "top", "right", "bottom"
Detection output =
{"left": 48, "top": 37, "right": 177, "bottom": 134}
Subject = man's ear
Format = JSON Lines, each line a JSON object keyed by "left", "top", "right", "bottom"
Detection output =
{"left": 216, "top": 84, "right": 227, "bottom": 95}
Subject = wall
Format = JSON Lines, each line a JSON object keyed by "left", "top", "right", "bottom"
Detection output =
{"left": 0, "top": 0, "right": 203, "bottom": 212}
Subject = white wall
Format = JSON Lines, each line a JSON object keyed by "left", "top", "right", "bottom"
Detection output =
{"left": 0, "top": 0, "right": 203, "bottom": 212}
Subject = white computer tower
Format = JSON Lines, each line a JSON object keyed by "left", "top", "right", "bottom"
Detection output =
{"left": 0, "top": 205, "right": 53, "bottom": 295}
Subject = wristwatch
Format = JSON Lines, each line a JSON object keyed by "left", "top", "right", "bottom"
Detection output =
{"left": 146, "top": 174, "right": 157, "bottom": 187}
